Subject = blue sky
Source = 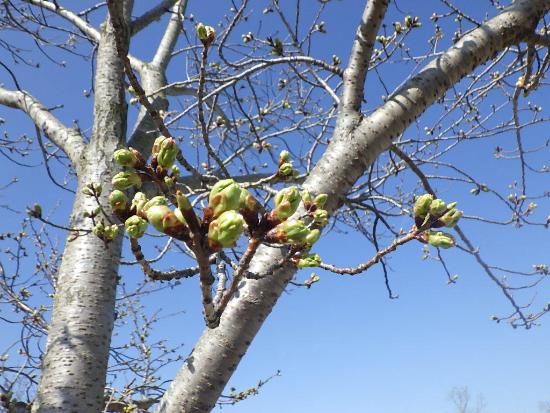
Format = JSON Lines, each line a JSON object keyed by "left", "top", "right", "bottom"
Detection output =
{"left": 1, "top": 1, "right": 549, "bottom": 412}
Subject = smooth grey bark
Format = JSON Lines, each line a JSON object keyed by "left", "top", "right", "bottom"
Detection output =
{"left": 156, "top": 1, "right": 549, "bottom": 412}
{"left": 31, "top": 4, "right": 131, "bottom": 412}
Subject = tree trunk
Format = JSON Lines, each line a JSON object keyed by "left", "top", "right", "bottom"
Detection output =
{"left": 32, "top": 6, "right": 129, "bottom": 412}
{"left": 156, "top": 1, "right": 549, "bottom": 411}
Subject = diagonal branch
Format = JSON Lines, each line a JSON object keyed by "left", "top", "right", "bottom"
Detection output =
{"left": 131, "top": 0, "right": 179, "bottom": 36}
{"left": 151, "top": 0, "right": 187, "bottom": 69}
{"left": 0, "top": 86, "right": 86, "bottom": 167}
{"left": 22, "top": 0, "right": 101, "bottom": 42}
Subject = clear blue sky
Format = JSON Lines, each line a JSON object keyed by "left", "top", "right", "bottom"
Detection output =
{"left": 1, "top": 1, "right": 549, "bottom": 412}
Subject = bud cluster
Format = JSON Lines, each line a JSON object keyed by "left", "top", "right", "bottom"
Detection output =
{"left": 413, "top": 193, "right": 462, "bottom": 249}
{"left": 277, "top": 150, "right": 299, "bottom": 180}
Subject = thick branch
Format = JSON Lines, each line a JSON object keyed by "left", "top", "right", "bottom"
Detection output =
{"left": 131, "top": 0, "right": 179, "bottom": 36}
{"left": 23, "top": 0, "right": 101, "bottom": 42}
{"left": 340, "top": 0, "right": 389, "bottom": 114}
{"left": 151, "top": 0, "right": 187, "bottom": 69}
{"left": 0, "top": 86, "right": 85, "bottom": 167}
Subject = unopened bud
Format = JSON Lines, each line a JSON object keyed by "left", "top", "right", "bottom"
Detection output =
{"left": 125, "top": 215, "right": 148, "bottom": 238}
{"left": 109, "top": 190, "right": 128, "bottom": 212}
{"left": 413, "top": 194, "right": 433, "bottom": 219}
{"left": 92, "top": 221, "right": 104, "bottom": 237}
{"left": 313, "top": 209, "right": 329, "bottom": 227}
{"left": 278, "top": 162, "right": 294, "bottom": 177}
{"left": 208, "top": 210, "right": 245, "bottom": 249}
{"left": 427, "top": 231, "right": 455, "bottom": 249}
{"left": 313, "top": 193, "right": 328, "bottom": 208}
{"left": 239, "top": 188, "right": 259, "bottom": 213}
{"left": 438, "top": 208, "right": 463, "bottom": 228}
{"left": 196, "top": 23, "right": 216, "bottom": 46}
{"left": 142, "top": 196, "right": 168, "bottom": 213}
{"left": 305, "top": 229, "right": 321, "bottom": 245}
{"left": 429, "top": 199, "right": 447, "bottom": 217}
{"left": 273, "top": 186, "right": 301, "bottom": 220}
{"left": 272, "top": 219, "right": 309, "bottom": 245}
{"left": 171, "top": 165, "right": 180, "bottom": 178}
{"left": 103, "top": 224, "right": 119, "bottom": 241}
{"left": 297, "top": 253, "right": 321, "bottom": 269}
{"left": 131, "top": 192, "right": 148, "bottom": 213}
{"left": 156, "top": 137, "right": 178, "bottom": 168}
{"left": 113, "top": 148, "right": 139, "bottom": 167}
{"left": 112, "top": 172, "right": 142, "bottom": 190}
{"left": 279, "top": 150, "right": 290, "bottom": 163}
{"left": 145, "top": 205, "right": 173, "bottom": 232}
{"left": 208, "top": 179, "right": 242, "bottom": 217}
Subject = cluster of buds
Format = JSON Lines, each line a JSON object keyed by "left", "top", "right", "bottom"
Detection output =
{"left": 413, "top": 194, "right": 462, "bottom": 249}
{"left": 265, "top": 186, "right": 328, "bottom": 254}
{"left": 277, "top": 150, "right": 298, "bottom": 180}
{"left": 101, "top": 140, "right": 329, "bottom": 269}
{"left": 196, "top": 23, "right": 216, "bottom": 47}
{"left": 92, "top": 220, "right": 119, "bottom": 242}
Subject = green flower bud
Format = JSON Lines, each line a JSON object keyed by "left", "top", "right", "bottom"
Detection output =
{"left": 145, "top": 205, "right": 172, "bottom": 232}
{"left": 313, "top": 193, "right": 328, "bottom": 208}
{"left": 152, "top": 136, "right": 166, "bottom": 156}
{"left": 164, "top": 176, "right": 175, "bottom": 187}
{"left": 208, "top": 179, "right": 242, "bottom": 217}
{"left": 429, "top": 199, "right": 447, "bottom": 217}
{"left": 208, "top": 210, "right": 245, "bottom": 248}
{"left": 297, "top": 253, "right": 321, "bottom": 269}
{"left": 29, "top": 203, "right": 42, "bottom": 218}
{"left": 175, "top": 191, "right": 192, "bottom": 213}
{"left": 273, "top": 186, "right": 301, "bottom": 220}
{"left": 413, "top": 194, "right": 433, "bottom": 218}
{"left": 92, "top": 221, "right": 104, "bottom": 237}
{"left": 239, "top": 188, "right": 259, "bottom": 213}
{"left": 171, "top": 165, "right": 180, "bottom": 178}
{"left": 113, "top": 148, "right": 138, "bottom": 167}
{"left": 196, "top": 23, "right": 216, "bottom": 46}
{"left": 305, "top": 229, "right": 321, "bottom": 245}
{"left": 142, "top": 196, "right": 168, "bottom": 213}
{"left": 278, "top": 162, "right": 294, "bottom": 176}
{"left": 279, "top": 150, "right": 290, "bottom": 162}
{"left": 438, "top": 208, "right": 463, "bottom": 228}
{"left": 109, "top": 190, "right": 128, "bottom": 212}
{"left": 103, "top": 224, "right": 119, "bottom": 241}
{"left": 301, "top": 190, "right": 313, "bottom": 204}
{"left": 131, "top": 192, "right": 148, "bottom": 213}
{"left": 427, "top": 231, "right": 455, "bottom": 249}
{"left": 277, "top": 219, "right": 309, "bottom": 245}
{"left": 112, "top": 171, "right": 142, "bottom": 190}
{"left": 313, "top": 209, "right": 329, "bottom": 227}
{"left": 446, "top": 201, "right": 458, "bottom": 209}
{"left": 156, "top": 137, "right": 178, "bottom": 168}
{"left": 125, "top": 215, "right": 148, "bottom": 238}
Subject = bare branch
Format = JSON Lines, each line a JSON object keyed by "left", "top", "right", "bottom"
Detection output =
{"left": 0, "top": 86, "right": 85, "bottom": 166}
